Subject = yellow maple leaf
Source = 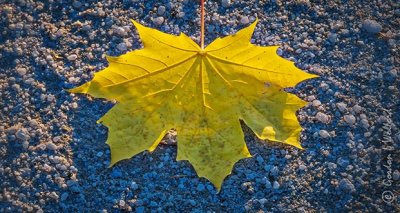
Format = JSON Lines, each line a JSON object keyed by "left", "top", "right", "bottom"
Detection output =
{"left": 69, "top": 20, "right": 318, "bottom": 190}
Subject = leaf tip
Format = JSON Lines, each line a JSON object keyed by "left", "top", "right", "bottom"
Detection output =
{"left": 66, "top": 82, "right": 90, "bottom": 94}
{"left": 131, "top": 19, "right": 141, "bottom": 27}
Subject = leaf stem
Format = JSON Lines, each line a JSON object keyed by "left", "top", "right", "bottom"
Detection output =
{"left": 200, "top": 0, "right": 205, "bottom": 49}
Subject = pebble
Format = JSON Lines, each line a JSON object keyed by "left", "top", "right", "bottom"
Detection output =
{"left": 319, "top": 130, "right": 330, "bottom": 138}
{"left": 114, "top": 27, "right": 127, "bottom": 37}
{"left": 117, "top": 43, "right": 127, "bottom": 52}
{"left": 393, "top": 170, "right": 399, "bottom": 181}
{"left": 150, "top": 201, "right": 158, "bottom": 207}
{"left": 46, "top": 142, "right": 58, "bottom": 151}
{"left": 16, "top": 67, "right": 27, "bottom": 75}
{"left": 262, "top": 177, "right": 272, "bottom": 189}
{"left": 119, "top": 200, "right": 125, "bottom": 207}
{"left": 327, "top": 32, "right": 337, "bottom": 43}
{"left": 67, "top": 54, "right": 78, "bottom": 61}
{"left": 53, "top": 136, "right": 61, "bottom": 143}
{"left": 344, "top": 115, "right": 356, "bottom": 125}
{"left": 49, "top": 192, "right": 59, "bottom": 200}
{"left": 153, "top": 17, "right": 164, "bottom": 25}
{"left": 111, "top": 169, "right": 122, "bottom": 178}
{"left": 273, "top": 181, "right": 280, "bottom": 189}
{"left": 130, "top": 181, "right": 139, "bottom": 190}
{"left": 60, "top": 193, "right": 68, "bottom": 201}
{"left": 337, "top": 158, "right": 349, "bottom": 167}
{"left": 221, "top": 0, "right": 231, "bottom": 7}
{"left": 72, "top": 1, "right": 82, "bottom": 9}
{"left": 270, "top": 166, "right": 279, "bottom": 177}
{"left": 316, "top": 112, "right": 330, "bottom": 124}
{"left": 352, "top": 105, "right": 362, "bottom": 114}
{"left": 362, "top": 19, "right": 382, "bottom": 33}
{"left": 157, "top": 6, "right": 166, "bottom": 16}
{"left": 240, "top": 16, "right": 250, "bottom": 25}
{"left": 256, "top": 156, "right": 264, "bottom": 164}
{"left": 299, "top": 165, "right": 307, "bottom": 171}
{"left": 197, "top": 183, "right": 205, "bottom": 192}
{"left": 336, "top": 102, "right": 347, "bottom": 112}
{"left": 338, "top": 178, "right": 355, "bottom": 193}
{"left": 312, "top": 100, "right": 321, "bottom": 107}
{"left": 15, "top": 128, "right": 29, "bottom": 141}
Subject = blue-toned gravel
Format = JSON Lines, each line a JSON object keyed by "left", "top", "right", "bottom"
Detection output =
{"left": 0, "top": 0, "right": 399, "bottom": 212}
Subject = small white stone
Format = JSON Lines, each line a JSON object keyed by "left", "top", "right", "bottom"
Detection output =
{"left": 22, "top": 141, "right": 29, "bottom": 149}
{"left": 240, "top": 16, "right": 249, "bottom": 25}
{"left": 316, "top": 112, "right": 330, "bottom": 124}
{"left": 344, "top": 114, "right": 356, "bottom": 125}
{"left": 67, "top": 54, "right": 78, "bottom": 61}
{"left": 53, "top": 136, "right": 61, "bottom": 143}
{"left": 299, "top": 164, "right": 307, "bottom": 170}
{"left": 360, "top": 119, "right": 369, "bottom": 128}
{"left": 49, "top": 192, "right": 59, "bottom": 200}
{"left": 47, "top": 142, "right": 58, "bottom": 151}
{"left": 16, "top": 67, "right": 27, "bottom": 75}
{"left": 177, "top": 12, "right": 185, "bottom": 18}
{"left": 319, "top": 130, "right": 330, "bottom": 138}
{"left": 352, "top": 105, "right": 362, "bottom": 113}
{"left": 117, "top": 43, "right": 127, "bottom": 52}
{"left": 153, "top": 17, "right": 164, "bottom": 25}
{"left": 273, "top": 181, "right": 280, "bottom": 189}
{"left": 114, "top": 27, "right": 127, "bottom": 37}
{"left": 312, "top": 100, "right": 321, "bottom": 107}
{"left": 336, "top": 102, "right": 347, "bottom": 112}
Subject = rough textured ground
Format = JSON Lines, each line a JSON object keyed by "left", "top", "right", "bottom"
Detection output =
{"left": 0, "top": 0, "right": 399, "bottom": 212}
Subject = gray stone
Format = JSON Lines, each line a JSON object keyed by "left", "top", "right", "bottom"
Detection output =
{"left": 117, "top": 43, "right": 127, "bottom": 52}
{"left": 221, "top": 0, "right": 231, "bottom": 7}
{"left": 319, "top": 130, "right": 330, "bottom": 138}
{"left": 60, "top": 193, "right": 68, "bottom": 201}
{"left": 273, "top": 181, "right": 280, "bottom": 189}
{"left": 16, "top": 128, "right": 29, "bottom": 141}
{"left": 240, "top": 16, "right": 249, "bottom": 25}
{"left": 327, "top": 32, "right": 337, "bottom": 43}
{"left": 46, "top": 142, "right": 58, "bottom": 151}
{"left": 72, "top": 1, "right": 82, "bottom": 9}
{"left": 157, "top": 6, "right": 166, "bottom": 16}
{"left": 316, "top": 112, "right": 330, "bottom": 124}
{"left": 344, "top": 115, "right": 356, "bottom": 125}
{"left": 130, "top": 181, "right": 139, "bottom": 190}
{"left": 67, "top": 54, "right": 78, "bottom": 61}
{"left": 339, "top": 178, "right": 355, "bottom": 193}
{"left": 153, "top": 17, "right": 164, "bottom": 25}
{"left": 362, "top": 19, "right": 382, "bottom": 33}
{"left": 270, "top": 166, "right": 279, "bottom": 177}
{"left": 337, "top": 102, "right": 347, "bottom": 112}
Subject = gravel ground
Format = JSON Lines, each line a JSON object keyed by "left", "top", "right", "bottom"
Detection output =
{"left": 1, "top": 0, "right": 399, "bottom": 212}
